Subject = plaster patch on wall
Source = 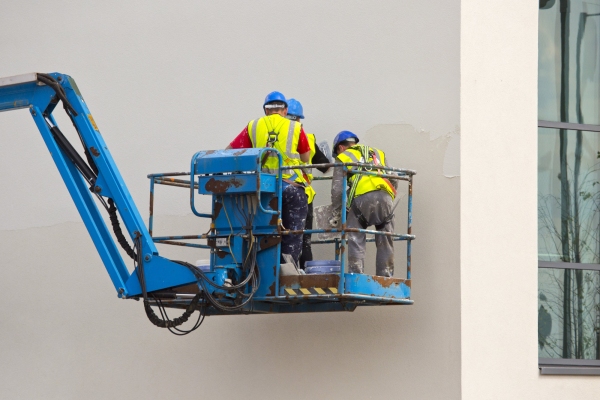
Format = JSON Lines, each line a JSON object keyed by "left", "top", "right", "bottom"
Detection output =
{"left": 364, "top": 123, "right": 460, "bottom": 178}
{"left": 442, "top": 126, "right": 460, "bottom": 178}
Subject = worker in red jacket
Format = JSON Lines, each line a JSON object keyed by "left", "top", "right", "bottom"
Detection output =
{"left": 227, "top": 92, "right": 311, "bottom": 265}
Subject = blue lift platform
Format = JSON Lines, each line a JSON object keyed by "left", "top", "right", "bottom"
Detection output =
{"left": 0, "top": 72, "right": 416, "bottom": 332}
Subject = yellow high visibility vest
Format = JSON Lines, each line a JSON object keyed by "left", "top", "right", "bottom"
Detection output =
{"left": 336, "top": 145, "right": 395, "bottom": 205}
{"left": 305, "top": 133, "right": 317, "bottom": 204}
{"left": 248, "top": 114, "right": 315, "bottom": 203}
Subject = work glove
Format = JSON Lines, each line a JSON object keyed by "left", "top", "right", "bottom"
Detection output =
{"left": 329, "top": 209, "right": 341, "bottom": 228}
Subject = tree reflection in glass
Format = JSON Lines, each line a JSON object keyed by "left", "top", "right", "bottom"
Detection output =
{"left": 539, "top": 0, "right": 600, "bottom": 360}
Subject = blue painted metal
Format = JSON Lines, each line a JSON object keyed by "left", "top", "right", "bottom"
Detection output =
{"left": 313, "top": 236, "right": 409, "bottom": 244}
{"left": 146, "top": 172, "right": 204, "bottom": 246}
{"left": 348, "top": 169, "right": 411, "bottom": 181}
{"left": 147, "top": 172, "right": 190, "bottom": 178}
{"left": 0, "top": 73, "right": 197, "bottom": 297}
{"left": 152, "top": 299, "right": 364, "bottom": 315}
{"left": 146, "top": 149, "right": 417, "bottom": 312}
{"left": 197, "top": 173, "right": 277, "bottom": 195}
{"left": 149, "top": 176, "right": 155, "bottom": 236}
{"left": 0, "top": 72, "right": 417, "bottom": 321}
{"left": 152, "top": 235, "right": 208, "bottom": 241}
{"left": 280, "top": 162, "right": 416, "bottom": 176}
{"left": 154, "top": 292, "right": 413, "bottom": 316}
{"left": 407, "top": 176, "right": 413, "bottom": 280}
{"left": 305, "top": 260, "right": 341, "bottom": 274}
{"left": 192, "top": 148, "right": 267, "bottom": 174}
{"left": 30, "top": 105, "right": 131, "bottom": 293}
{"left": 339, "top": 164, "right": 348, "bottom": 294}
{"left": 344, "top": 274, "right": 411, "bottom": 298}
{"left": 284, "top": 227, "right": 414, "bottom": 240}
{"left": 153, "top": 240, "right": 211, "bottom": 249}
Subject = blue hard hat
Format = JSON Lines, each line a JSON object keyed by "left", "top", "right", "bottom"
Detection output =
{"left": 286, "top": 98, "right": 304, "bottom": 119}
{"left": 263, "top": 91, "right": 287, "bottom": 108}
{"left": 333, "top": 130, "right": 359, "bottom": 154}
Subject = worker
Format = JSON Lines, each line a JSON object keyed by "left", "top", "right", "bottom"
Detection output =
{"left": 227, "top": 92, "right": 312, "bottom": 265}
{"left": 285, "top": 98, "right": 331, "bottom": 269}
{"left": 329, "top": 131, "right": 397, "bottom": 277}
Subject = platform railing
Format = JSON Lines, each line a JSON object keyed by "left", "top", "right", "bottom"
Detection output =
{"left": 147, "top": 148, "right": 284, "bottom": 250}
{"left": 146, "top": 153, "right": 415, "bottom": 299}
{"left": 280, "top": 162, "right": 415, "bottom": 293}
{"left": 146, "top": 172, "right": 211, "bottom": 249}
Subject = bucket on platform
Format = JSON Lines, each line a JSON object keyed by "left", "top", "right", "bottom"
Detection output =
{"left": 305, "top": 260, "right": 341, "bottom": 274}
{"left": 195, "top": 259, "right": 211, "bottom": 273}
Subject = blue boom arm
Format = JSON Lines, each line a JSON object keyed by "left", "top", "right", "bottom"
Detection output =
{"left": 0, "top": 73, "right": 196, "bottom": 297}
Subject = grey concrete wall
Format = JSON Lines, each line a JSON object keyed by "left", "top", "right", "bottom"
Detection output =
{"left": 0, "top": 2, "right": 460, "bottom": 399}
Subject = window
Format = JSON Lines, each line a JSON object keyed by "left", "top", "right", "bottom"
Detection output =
{"left": 538, "top": 0, "right": 600, "bottom": 375}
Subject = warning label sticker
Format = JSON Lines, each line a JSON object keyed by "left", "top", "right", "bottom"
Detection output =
{"left": 87, "top": 114, "right": 99, "bottom": 131}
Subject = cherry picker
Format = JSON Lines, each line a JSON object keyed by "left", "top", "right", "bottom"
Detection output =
{"left": 0, "top": 72, "right": 416, "bottom": 334}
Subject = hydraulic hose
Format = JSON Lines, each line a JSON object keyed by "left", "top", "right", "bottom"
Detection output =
{"left": 107, "top": 199, "right": 136, "bottom": 260}
{"left": 143, "top": 293, "right": 202, "bottom": 328}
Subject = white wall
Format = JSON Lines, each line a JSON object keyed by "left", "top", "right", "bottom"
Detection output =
{"left": 461, "top": 1, "right": 600, "bottom": 399}
{"left": 461, "top": 1, "right": 538, "bottom": 398}
{"left": 0, "top": 2, "right": 461, "bottom": 399}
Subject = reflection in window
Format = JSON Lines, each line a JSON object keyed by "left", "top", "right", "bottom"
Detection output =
{"left": 538, "top": 128, "right": 600, "bottom": 263}
{"left": 539, "top": 267, "right": 600, "bottom": 359}
{"left": 539, "top": 0, "right": 600, "bottom": 124}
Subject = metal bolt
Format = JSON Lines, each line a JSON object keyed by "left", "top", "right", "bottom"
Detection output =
{"left": 144, "top": 254, "right": 151, "bottom": 262}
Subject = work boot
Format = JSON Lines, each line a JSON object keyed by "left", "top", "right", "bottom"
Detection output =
{"left": 347, "top": 257, "right": 364, "bottom": 274}
{"left": 376, "top": 268, "right": 394, "bottom": 278}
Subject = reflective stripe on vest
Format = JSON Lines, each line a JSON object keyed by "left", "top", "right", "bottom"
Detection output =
{"left": 336, "top": 146, "right": 395, "bottom": 205}
{"left": 305, "top": 133, "right": 316, "bottom": 181}
{"left": 302, "top": 133, "right": 317, "bottom": 204}
{"left": 287, "top": 122, "right": 300, "bottom": 160}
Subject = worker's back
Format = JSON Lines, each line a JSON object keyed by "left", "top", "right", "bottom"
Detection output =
{"left": 337, "top": 144, "right": 396, "bottom": 203}
{"left": 248, "top": 114, "right": 302, "bottom": 173}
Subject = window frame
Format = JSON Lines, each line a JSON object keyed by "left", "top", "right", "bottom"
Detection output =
{"left": 537, "top": 0, "right": 600, "bottom": 375}
{"left": 540, "top": 358, "right": 600, "bottom": 375}
{"left": 537, "top": 147, "right": 600, "bottom": 373}
{"left": 539, "top": 120, "right": 600, "bottom": 133}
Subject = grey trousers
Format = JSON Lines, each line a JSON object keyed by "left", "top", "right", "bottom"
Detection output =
{"left": 346, "top": 190, "right": 394, "bottom": 277}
